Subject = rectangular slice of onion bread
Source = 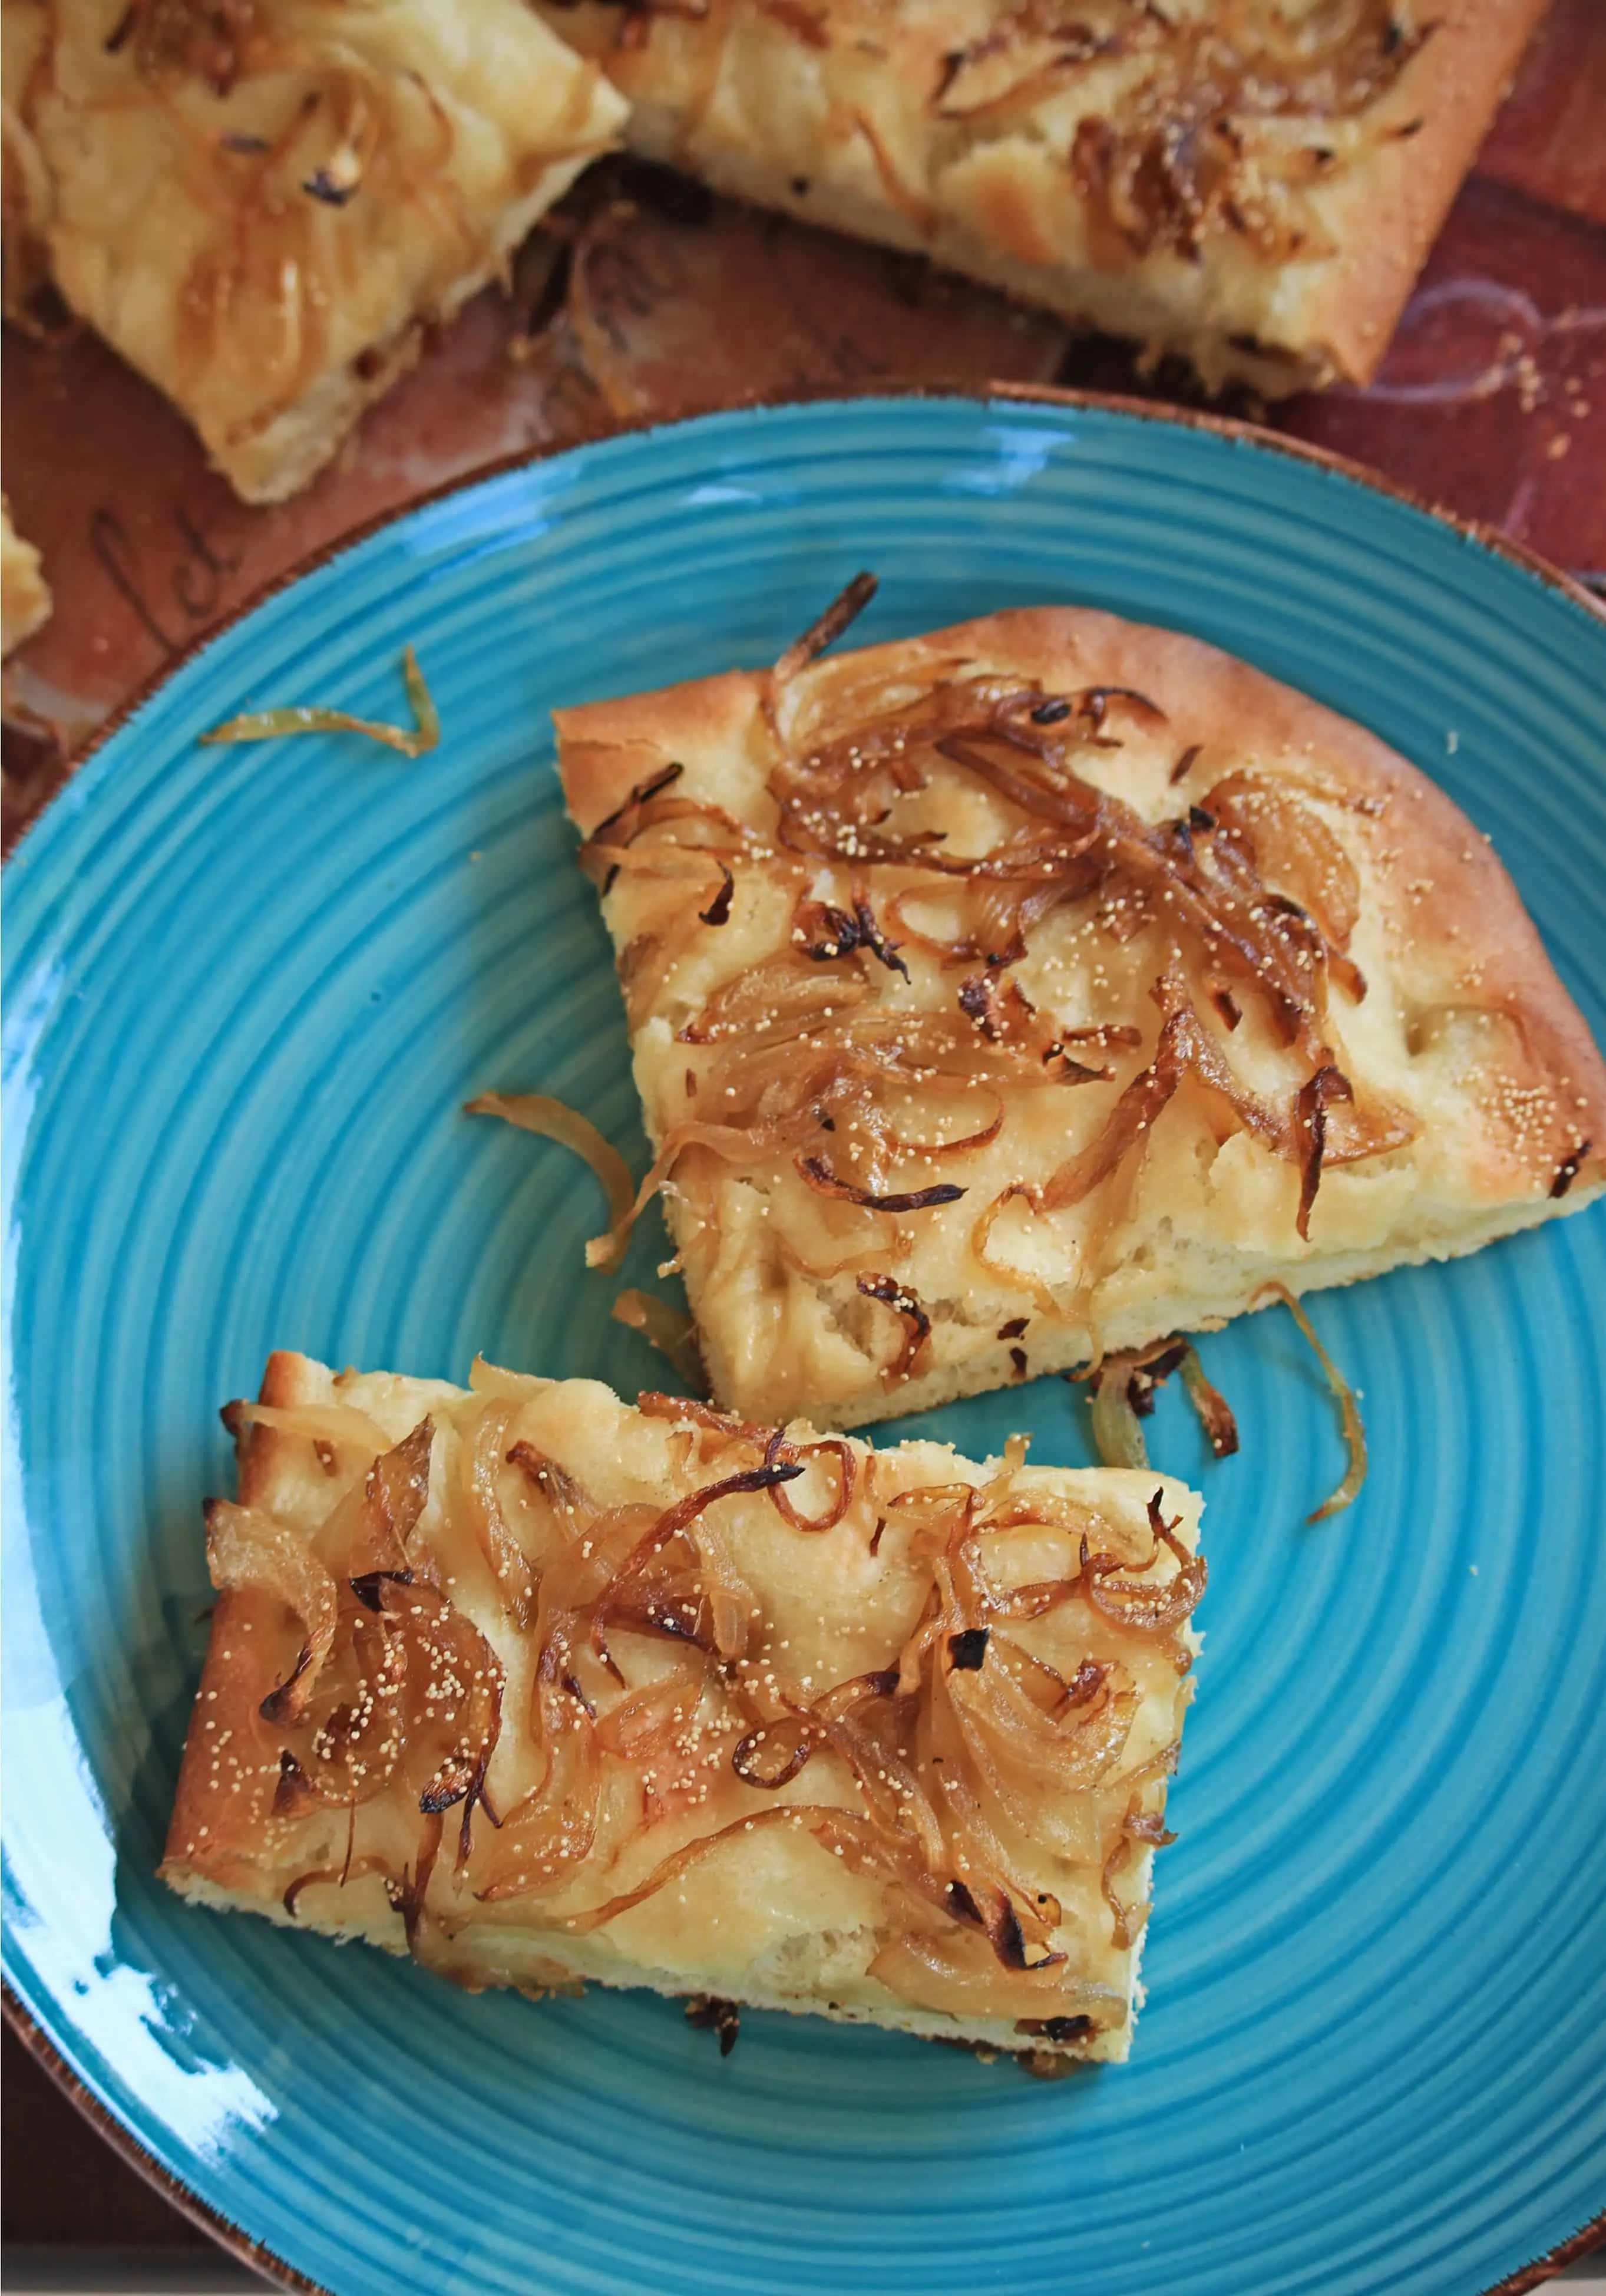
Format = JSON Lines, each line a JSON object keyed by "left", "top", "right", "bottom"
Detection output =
{"left": 161, "top": 1352, "right": 1204, "bottom": 2066}
{"left": 10, "top": 0, "right": 626, "bottom": 502}
{"left": 555, "top": 601, "right": 1606, "bottom": 1430}
{"left": 530, "top": 0, "right": 1548, "bottom": 395}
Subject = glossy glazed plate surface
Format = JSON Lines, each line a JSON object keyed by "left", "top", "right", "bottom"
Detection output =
{"left": 4, "top": 395, "right": 1604, "bottom": 2296}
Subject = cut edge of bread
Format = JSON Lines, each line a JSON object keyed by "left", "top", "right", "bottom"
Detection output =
{"left": 617, "top": 106, "right": 1325, "bottom": 399}
{"left": 163, "top": 1860, "right": 1155, "bottom": 2063}
{"left": 736, "top": 1180, "right": 1606, "bottom": 1432}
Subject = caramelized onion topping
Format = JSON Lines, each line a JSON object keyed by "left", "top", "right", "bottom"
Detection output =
{"left": 857, "top": 1274, "right": 933, "bottom": 1382}
{"left": 731, "top": 1716, "right": 817, "bottom": 1789}
{"left": 763, "top": 1435, "right": 858, "bottom": 1532}
{"left": 584, "top": 760, "right": 684, "bottom": 861}
{"left": 1178, "top": 1344, "right": 1240, "bottom": 1460}
{"left": 1295, "top": 1063, "right": 1354, "bottom": 1240}
{"left": 204, "top": 1498, "right": 339, "bottom": 1726}
{"left": 797, "top": 1154, "right": 966, "bottom": 1212}
{"left": 1088, "top": 1360, "right": 1151, "bottom": 1471}
{"left": 233, "top": 1392, "right": 1195, "bottom": 2020}
{"left": 1058, "top": 2, "right": 1428, "bottom": 265}
{"left": 798, "top": 889, "right": 910, "bottom": 979}
{"left": 574, "top": 629, "right": 1408, "bottom": 1259}
{"left": 1079, "top": 1497, "right": 1206, "bottom": 1637}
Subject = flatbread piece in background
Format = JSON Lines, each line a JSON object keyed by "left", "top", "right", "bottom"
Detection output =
{"left": 533, "top": 0, "right": 1549, "bottom": 395}
{"left": 8, "top": 0, "right": 626, "bottom": 500}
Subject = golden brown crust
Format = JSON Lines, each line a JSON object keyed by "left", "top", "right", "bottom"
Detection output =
{"left": 559, "top": 667, "right": 764, "bottom": 834}
{"left": 164, "top": 1353, "right": 1205, "bottom": 2061}
{"left": 163, "top": 1352, "right": 335, "bottom": 1888}
{"left": 554, "top": 603, "right": 1605, "bottom": 1428}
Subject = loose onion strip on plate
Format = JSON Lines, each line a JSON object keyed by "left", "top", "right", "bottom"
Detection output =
{"left": 200, "top": 644, "right": 440, "bottom": 757}
{"left": 465, "top": 1097, "right": 703, "bottom": 1373}
{"left": 465, "top": 1091, "right": 635, "bottom": 1270}
{"left": 1085, "top": 1336, "right": 1241, "bottom": 1473}
{"left": 1253, "top": 1282, "right": 1367, "bottom": 1520}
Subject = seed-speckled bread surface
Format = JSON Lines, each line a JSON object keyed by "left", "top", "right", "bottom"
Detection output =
{"left": 530, "top": 0, "right": 1546, "bottom": 394}
{"left": 11, "top": 0, "right": 625, "bottom": 502}
{"left": 555, "top": 602, "right": 1606, "bottom": 1430}
{"left": 161, "top": 1351, "right": 1204, "bottom": 2064}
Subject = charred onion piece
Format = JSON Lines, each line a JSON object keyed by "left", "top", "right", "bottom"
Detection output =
{"left": 303, "top": 169, "right": 359, "bottom": 209}
{"left": 773, "top": 571, "right": 878, "bottom": 684}
{"left": 1295, "top": 1064, "right": 1354, "bottom": 1240}
{"left": 731, "top": 1717, "right": 817, "bottom": 1788}
{"left": 584, "top": 760, "right": 683, "bottom": 853}
{"left": 465, "top": 1091, "right": 635, "bottom": 1271}
{"left": 959, "top": 969, "right": 1044, "bottom": 1048}
{"left": 1255, "top": 1282, "right": 1367, "bottom": 1520}
{"left": 798, "top": 890, "right": 910, "bottom": 979}
{"left": 200, "top": 645, "right": 439, "bottom": 757}
{"left": 1016, "top": 2013, "right": 1095, "bottom": 2043}
{"left": 1078, "top": 685, "right": 1167, "bottom": 733}
{"left": 685, "top": 1995, "right": 741, "bottom": 2055}
{"left": 699, "top": 860, "right": 735, "bottom": 928}
{"left": 1079, "top": 1499, "right": 1206, "bottom": 1635}
{"left": 796, "top": 1154, "right": 966, "bottom": 1212}
{"left": 273, "top": 1749, "right": 314, "bottom": 1817}
{"left": 857, "top": 1274, "right": 933, "bottom": 1381}
{"left": 1551, "top": 1140, "right": 1590, "bottom": 1199}
{"left": 1177, "top": 1345, "right": 1240, "bottom": 1459}
{"left": 349, "top": 1566, "right": 414, "bottom": 1611}
{"left": 1087, "top": 1334, "right": 1240, "bottom": 1467}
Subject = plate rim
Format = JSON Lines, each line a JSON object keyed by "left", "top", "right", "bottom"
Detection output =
{"left": 4, "top": 380, "right": 1602, "bottom": 2296}
{"left": 5, "top": 377, "right": 1602, "bottom": 866}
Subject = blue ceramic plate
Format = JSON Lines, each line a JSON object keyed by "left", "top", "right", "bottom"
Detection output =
{"left": 5, "top": 394, "right": 1604, "bottom": 2296}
